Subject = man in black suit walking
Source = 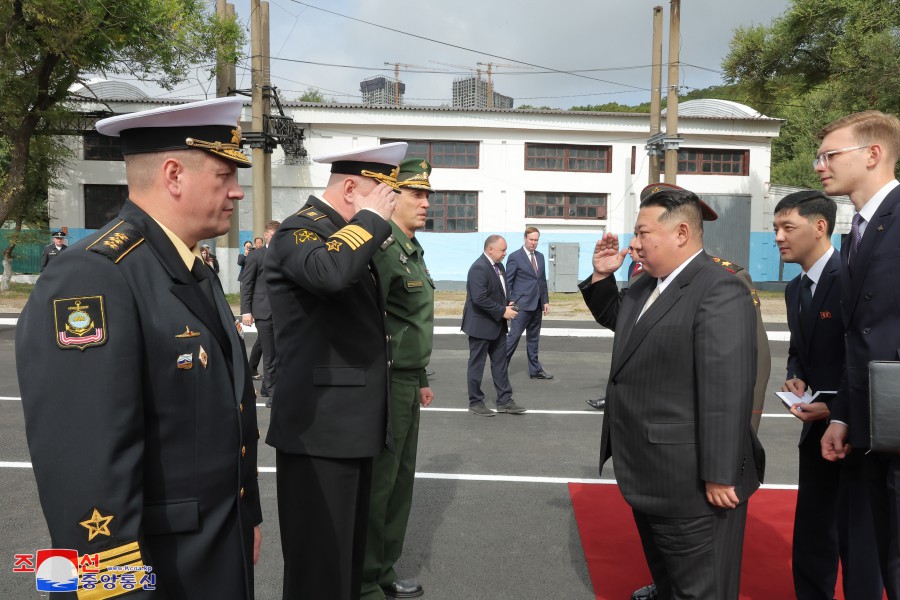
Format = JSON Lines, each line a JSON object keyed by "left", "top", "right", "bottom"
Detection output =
{"left": 581, "top": 187, "right": 763, "bottom": 599}
{"left": 776, "top": 190, "right": 883, "bottom": 599}
{"left": 462, "top": 235, "right": 527, "bottom": 416}
{"left": 505, "top": 226, "right": 552, "bottom": 379}
{"left": 241, "top": 219, "right": 280, "bottom": 405}
{"left": 819, "top": 110, "right": 900, "bottom": 598}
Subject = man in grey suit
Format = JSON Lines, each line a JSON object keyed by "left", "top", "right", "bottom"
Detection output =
{"left": 580, "top": 187, "right": 764, "bottom": 600}
{"left": 505, "top": 226, "right": 552, "bottom": 379}
{"left": 462, "top": 235, "right": 527, "bottom": 416}
{"left": 240, "top": 219, "right": 280, "bottom": 405}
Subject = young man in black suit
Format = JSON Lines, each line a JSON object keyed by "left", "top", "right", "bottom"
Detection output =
{"left": 819, "top": 110, "right": 900, "bottom": 598}
{"left": 776, "top": 190, "right": 882, "bottom": 599}
{"left": 462, "top": 235, "right": 527, "bottom": 416}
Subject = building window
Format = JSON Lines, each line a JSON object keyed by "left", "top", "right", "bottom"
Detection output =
{"left": 660, "top": 148, "right": 749, "bottom": 175}
{"left": 525, "top": 143, "right": 611, "bottom": 172}
{"left": 84, "top": 184, "right": 129, "bottom": 229}
{"left": 525, "top": 192, "right": 608, "bottom": 220}
{"left": 382, "top": 139, "right": 479, "bottom": 168}
{"left": 425, "top": 191, "right": 478, "bottom": 232}
{"left": 83, "top": 130, "right": 124, "bottom": 161}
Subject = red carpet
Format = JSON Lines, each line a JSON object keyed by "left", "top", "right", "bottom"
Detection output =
{"left": 570, "top": 482, "right": 873, "bottom": 600}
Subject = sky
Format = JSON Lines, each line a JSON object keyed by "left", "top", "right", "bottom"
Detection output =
{"left": 137, "top": 0, "right": 794, "bottom": 112}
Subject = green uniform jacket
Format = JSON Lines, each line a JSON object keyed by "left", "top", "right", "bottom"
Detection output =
{"left": 372, "top": 223, "right": 435, "bottom": 388}
{"left": 17, "top": 200, "right": 262, "bottom": 600}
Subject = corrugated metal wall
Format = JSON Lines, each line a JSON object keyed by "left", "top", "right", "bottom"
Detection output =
{"left": 700, "top": 194, "right": 751, "bottom": 269}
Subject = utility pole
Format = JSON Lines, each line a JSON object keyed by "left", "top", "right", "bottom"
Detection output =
{"left": 648, "top": 6, "right": 663, "bottom": 183}
{"left": 664, "top": 0, "right": 681, "bottom": 184}
{"left": 215, "top": 0, "right": 240, "bottom": 289}
{"left": 251, "top": 0, "right": 267, "bottom": 241}
{"left": 261, "top": 1, "right": 272, "bottom": 222}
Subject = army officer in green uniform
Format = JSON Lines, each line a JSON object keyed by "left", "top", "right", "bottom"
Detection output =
{"left": 16, "top": 97, "right": 262, "bottom": 600}
{"left": 361, "top": 159, "right": 436, "bottom": 600}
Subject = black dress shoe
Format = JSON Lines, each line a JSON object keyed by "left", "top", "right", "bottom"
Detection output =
{"left": 384, "top": 579, "right": 423, "bottom": 598}
{"left": 530, "top": 370, "right": 554, "bottom": 379}
{"left": 631, "top": 583, "right": 657, "bottom": 600}
{"left": 586, "top": 398, "right": 606, "bottom": 410}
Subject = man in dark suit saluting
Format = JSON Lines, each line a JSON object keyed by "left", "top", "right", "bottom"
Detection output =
{"left": 581, "top": 187, "right": 763, "bottom": 599}
{"left": 776, "top": 190, "right": 882, "bottom": 599}
{"left": 505, "top": 226, "right": 552, "bottom": 379}
{"left": 462, "top": 235, "right": 527, "bottom": 416}
{"left": 818, "top": 110, "right": 900, "bottom": 598}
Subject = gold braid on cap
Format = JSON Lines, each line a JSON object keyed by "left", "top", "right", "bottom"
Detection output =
{"left": 184, "top": 126, "right": 250, "bottom": 164}
{"left": 360, "top": 167, "right": 400, "bottom": 190}
{"left": 396, "top": 172, "right": 431, "bottom": 189}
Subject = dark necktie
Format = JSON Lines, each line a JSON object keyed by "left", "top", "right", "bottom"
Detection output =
{"left": 799, "top": 274, "right": 813, "bottom": 334}
{"left": 191, "top": 257, "right": 219, "bottom": 310}
{"left": 849, "top": 212, "right": 863, "bottom": 267}
{"left": 493, "top": 263, "right": 506, "bottom": 295}
{"left": 530, "top": 252, "right": 538, "bottom": 274}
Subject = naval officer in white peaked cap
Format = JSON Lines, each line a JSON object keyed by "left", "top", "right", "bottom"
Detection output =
{"left": 17, "top": 96, "right": 264, "bottom": 599}
{"left": 263, "top": 140, "right": 408, "bottom": 600}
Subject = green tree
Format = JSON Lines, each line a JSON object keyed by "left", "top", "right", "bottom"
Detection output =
{"left": 722, "top": 0, "right": 900, "bottom": 186}
{"left": 297, "top": 87, "right": 327, "bottom": 103}
{"left": 0, "top": 0, "right": 243, "bottom": 245}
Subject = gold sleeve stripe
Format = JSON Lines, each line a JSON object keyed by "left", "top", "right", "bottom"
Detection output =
{"left": 78, "top": 584, "right": 138, "bottom": 600}
{"left": 96, "top": 542, "right": 140, "bottom": 561}
{"left": 331, "top": 225, "right": 373, "bottom": 250}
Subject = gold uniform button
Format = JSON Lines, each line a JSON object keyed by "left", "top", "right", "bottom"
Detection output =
{"left": 240, "top": 487, "right": 245, "bottom": 499}
{"left": 241, "top": 445, "right": 246, "bottom": 458}
{"left": 240, "top": 402, "right": 244, "bottom": 413}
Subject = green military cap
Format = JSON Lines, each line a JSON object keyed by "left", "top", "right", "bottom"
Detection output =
{"left": 395, "top": 158, "right": 434, "bottom": 192}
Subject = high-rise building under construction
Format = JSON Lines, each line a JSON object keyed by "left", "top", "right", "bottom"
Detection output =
{"left": 451, "top": 76, "right": 513, "bottom": 109}
{"left": 360, "top": 76, "right": 405, "bottom": 105}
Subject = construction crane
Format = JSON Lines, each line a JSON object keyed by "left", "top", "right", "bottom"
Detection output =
{"left": 476, "top": 62, "right": 531, "bottom": 108}
{"left": 383, "top": 62, "right": 427, "bottom": 106}
{"left": 430, "top": 60, "right": 482, "bottom": 80}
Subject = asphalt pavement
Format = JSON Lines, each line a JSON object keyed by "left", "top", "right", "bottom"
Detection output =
{"left": 0, "top": 315, "right": 801, "bottom": 599}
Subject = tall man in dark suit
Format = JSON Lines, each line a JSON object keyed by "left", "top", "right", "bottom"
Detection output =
{"left": 265, "top": 142, "right": 405, "bottom": 600}
{"left": 240, "top": 219, "right": 280, "bottom": 405}
{"left": 505, "top": 226, "right": 552, "bottom": 379}
{"left": 581, "top": 187, "right": 763, "bottom": 600}
{"left": 462, "top": 235, "right": 527, "bottom": 416}
{"left": 818, "top": 110, "right": 900, "bottom": 598}
{"left": 776, "top": 190, "right": 883, "bottom": 599}
{"left": 17, "top": 97, "right": 263, "bottom": 599}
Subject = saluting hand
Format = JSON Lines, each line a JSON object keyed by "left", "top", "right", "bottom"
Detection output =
{"left": 355, "top": 182, "right": 397, "bottom": 221}
{"left": 591, "top": 233, "right": 629, "bottom": 282}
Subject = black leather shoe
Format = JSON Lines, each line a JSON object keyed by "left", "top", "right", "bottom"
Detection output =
{"left": 469, "top": 402, "right": 495, "bottom": 417}
{"left": 585, "top": 398, "right": 606, "bottom": 410}
{"left": 530, "top": 370, "right": 554, "bottom": 379}
{"left": 497, "top": 400, "right": 527, "bottom": 414}
{"left": 631, "top": 583, "right": 657, "bottom": 600}
{"left": 384, "top": 579, "right": 423, "bottom": 598}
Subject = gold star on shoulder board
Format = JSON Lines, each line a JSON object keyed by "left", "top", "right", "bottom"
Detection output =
{"left": 80, "top": 508, "right": 114, "bottom": 541}
{"left": 325, "top": 239, "right": 343, "bottom": 252}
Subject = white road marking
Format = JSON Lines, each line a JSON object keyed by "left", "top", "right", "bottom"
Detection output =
{"left": 0, "top": 461, "right": 798, "bottom": 490}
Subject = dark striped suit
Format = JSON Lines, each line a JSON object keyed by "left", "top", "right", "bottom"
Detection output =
{"left": 581, "top": 251, "right": 764, "bottom": 600}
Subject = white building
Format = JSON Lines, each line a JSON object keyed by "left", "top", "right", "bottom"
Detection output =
{"left": 50, "top": 85, "right": 783, "bottom": 291}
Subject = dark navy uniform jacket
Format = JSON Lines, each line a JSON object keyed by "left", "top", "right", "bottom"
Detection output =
{"left": 40, "top": 242, "right": 67, "bottom": 272}
{"left": 17, "top": 200, "right": 262, "bottom": 599}
{"left": 265, "top": 196, "right": 392, "bottom": 458}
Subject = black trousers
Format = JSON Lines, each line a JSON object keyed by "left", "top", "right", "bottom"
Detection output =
{"left": 255, "top": 317, "right": 277, "bottom": 396}
{"left": 633, "top": 502, "right": 748, "bottom": 600}
{"left": 466, "top": 333, "right": 513, "bottom": 407}
{"left": 276, "top": 452, "right": 373, "bottom": 600}
{"left": 863, "top": 451, "right": 900, "bottom": 599}
{"left": 248, "top": 336, "right": 261, "bottom": 372}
